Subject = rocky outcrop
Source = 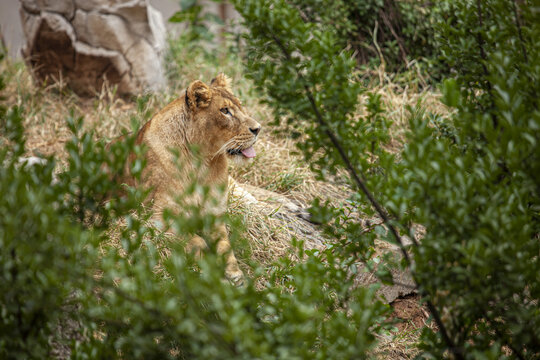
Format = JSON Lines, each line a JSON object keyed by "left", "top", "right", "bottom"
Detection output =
{"left": 229, "top": 178, "right": 417, "bottom": 303}
{"left": 19, "top": 0, "right": 166, "bottom": 96}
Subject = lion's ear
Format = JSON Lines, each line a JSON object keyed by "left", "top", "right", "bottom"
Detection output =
{"left": 210, "top": 73, "right": 232, "bottom": 92}
{"left": 187, "top": 80, "right": 212, "bottom": 108}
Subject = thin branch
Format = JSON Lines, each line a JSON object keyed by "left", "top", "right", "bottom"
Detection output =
{"left": 269, "top": 32, "right": 464, "bottom": 360}
{"left": 378, "top": 1, "right": 408, "bottom": 65}
{"left": 475, "top": 0, "right": 498, "bottom": 129}
{"left": 511, "top": 0, "right": 538, "bottom": 111}
{"left": 511, "top": 0, "right": 528, "bottom": 64}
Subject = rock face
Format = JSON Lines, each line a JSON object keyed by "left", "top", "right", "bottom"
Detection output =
{"left": 19, "top": 0, "right": 166, "bottom": 96}
{"left": 229, "top": 179, "right": 417, "bottom": 304}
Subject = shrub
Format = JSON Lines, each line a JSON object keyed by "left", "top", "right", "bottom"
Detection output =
{"left": 390, "top": 1, "right": 540, "bottom": 357}
{"left": 0, "top": 93, "right": 146, "bottom": 357}
{"left": 233, "top": 0, "right": 539, "bottom": 358}
{"left": 168, "top": 0, "right": 224, "bottom": 46}
{"left": 286, "top": 0, "right": 442, "bottom": 73}
{"left": 1, "top": 50, "right": 387, "bottom": 358}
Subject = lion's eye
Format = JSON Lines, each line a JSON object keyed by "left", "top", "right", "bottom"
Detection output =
{"left": 220, "top": 107, "right": 231, "bottom": 115}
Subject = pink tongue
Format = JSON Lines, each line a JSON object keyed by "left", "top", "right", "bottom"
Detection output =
{"left": 241, "top": 146, "right": 256, "bottom": 158}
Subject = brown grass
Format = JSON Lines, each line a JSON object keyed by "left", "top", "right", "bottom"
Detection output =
{"left": 1, "top": 52, "right": 449, "bottom": 359}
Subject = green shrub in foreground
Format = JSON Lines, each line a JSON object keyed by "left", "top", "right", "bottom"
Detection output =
{"left": 233, "top": 0, "right": 539, "bottom": 358}
{"left": 391, "top": 1, "right": 540, "bottom": 357}
{"left": 1, "top": 56, "right": 387, "bottom": 358}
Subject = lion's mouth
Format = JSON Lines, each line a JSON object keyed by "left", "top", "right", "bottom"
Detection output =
{"left": 227, "top": 146, "right": 256, "bottom": 158}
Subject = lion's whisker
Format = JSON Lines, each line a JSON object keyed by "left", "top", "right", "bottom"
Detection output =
{"left": 212, "top": 137, "right": 237, "bottom": 159}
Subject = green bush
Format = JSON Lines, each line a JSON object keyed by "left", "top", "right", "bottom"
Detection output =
{"left": 434, "top": 0, "right": 539, "bottom": 109}
{"left": 0, "top": 88, "right": 147, "bottom": 357}
{"left": 1, "top": 51, "right": 387, "bottom": 359}
{"left": 3, "top": 0, "right": 538, "bottom": 357}
{"left": 232, "top": 0, "right": 539, "bottom": 358}
{"left": 285, "top": 0, "right": 442, "bottom": 73}
{"left": 0, "top": 107, "right": 93, "bottom": 359}
{"left": 390, "top": 1, "right": 540, "bottom": 357}
{"left": 168, "top": 0, "right": 224, "bottom": 45}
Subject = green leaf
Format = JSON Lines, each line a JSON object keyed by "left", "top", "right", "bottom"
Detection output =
{"left": 204, "top": 12, "right": 225, "bottom": 25}
{"left": 180, "top": 0, "right": 197, "bottom": 10}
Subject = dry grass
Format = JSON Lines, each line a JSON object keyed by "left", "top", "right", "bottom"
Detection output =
{"left": 1, "top": 51, "right": 449, "bottom": 359}
{"left": 358, "top": 66, "right": 450, "bottom": 154}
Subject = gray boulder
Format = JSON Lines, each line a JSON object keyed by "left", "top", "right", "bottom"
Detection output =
{"left": 20, "top": 0, "right": 166, "bottom": 95}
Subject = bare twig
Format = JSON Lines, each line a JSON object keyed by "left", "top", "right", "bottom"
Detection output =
{"left": 379, "top": 3, "right": 408, "bottom": 65}
{"left": 511, "top": 0, "right": 528, "bottom": 64}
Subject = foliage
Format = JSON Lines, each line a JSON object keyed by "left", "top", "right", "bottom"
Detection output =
{"left": 76, "top": 240, "right": 387, "bottom": 359}
{"left": 0, "top": 49, "right": 386, "bottom": 359}
{"left": 388, "top": 1, "right": 540, "bottom": 357}
{"left": 169, "top": 0, "right": 224, "bottom": 44}
{"left": 3, "top": 0, "right": 538, "bottom": 357}
{"left": 230, "top": 0, "right": 394, "bottom": 270}
{"left": 434, "top": 0, "right": 539, "bottom": 111}
{"left": 0, "top": 72, "right": 147, "bottom": 357}
{"left": 285, "top": 0, "right": 443, "bottom": 73}
{"left": 233, "top": 0, "right": 539, "bottom": 358}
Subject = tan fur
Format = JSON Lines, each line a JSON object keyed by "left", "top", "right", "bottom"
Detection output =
{"left": 122, "top": 74, "right": 261, "bottom": 285}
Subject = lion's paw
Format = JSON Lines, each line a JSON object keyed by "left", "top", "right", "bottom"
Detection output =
{"left": 225, "top": 268, "right": 245, "bottom": 287}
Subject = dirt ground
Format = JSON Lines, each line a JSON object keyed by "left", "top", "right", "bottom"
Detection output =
{"left": 391, "top": 294, "right": 432, "bottom": 332}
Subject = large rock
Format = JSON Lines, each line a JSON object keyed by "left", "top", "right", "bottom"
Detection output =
{"left": 20, "top": 0, "right": 166, "bottom": 96}
{"left": 229, "top": 178, "right": 417, "bottom": 303}
{"left": 229, "top": 178, "right": 417, "bottom": 304}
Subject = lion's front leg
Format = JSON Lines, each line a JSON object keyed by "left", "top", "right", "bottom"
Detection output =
{"left": 185, "top": 234, "right": 208, "bottom": 260}
{"left": 214, "top": 223, "right": 245, "bottom": 286}
{"left": 183, "top": 223, "right": 244, "bottom": 286}
{"left": 154, "top": 195, "right": 244, "bottom": 285}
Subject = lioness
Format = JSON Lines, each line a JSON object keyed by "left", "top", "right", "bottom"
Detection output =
{"left": 121, "top": 74, "right": 261, "bottom": 285}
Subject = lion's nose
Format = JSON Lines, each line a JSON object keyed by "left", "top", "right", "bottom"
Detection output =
{"left": 249, "top": 126, "right": 261, "bottom": 136}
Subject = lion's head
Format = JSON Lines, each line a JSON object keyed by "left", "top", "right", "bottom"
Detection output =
{"left": 184, "top": 74, "right": 261, "bottom": 163}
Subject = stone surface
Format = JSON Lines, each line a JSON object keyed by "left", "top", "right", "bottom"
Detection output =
{"left": 229, "top": 179, "right": 326, "bottom": 250}
{"left": 357, "top": 260, "right": 416, "bottom": 303}
{"left": 20, "top": 0, "right": 166, "bottom": 95}
{"left": 229, "top": 178, "right": 417, "bottom": 303}
{"left": 20, "top": 0, "right": 75, "bottom": 18}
